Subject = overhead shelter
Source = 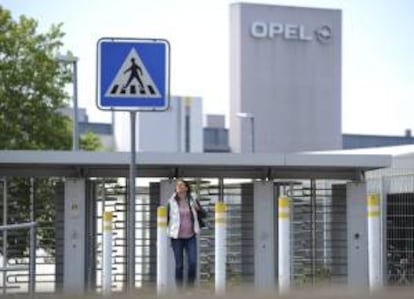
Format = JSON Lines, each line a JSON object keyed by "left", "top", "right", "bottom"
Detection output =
{"left": 0, "top": 150, "right": 391, "bottom": 293}
{"left": 0, "top": 150, "right": 391, "bottom": 179}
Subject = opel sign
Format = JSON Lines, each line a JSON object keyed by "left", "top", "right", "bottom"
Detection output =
{"left": 250, "top": 21, "right": 332, "bottom": 43}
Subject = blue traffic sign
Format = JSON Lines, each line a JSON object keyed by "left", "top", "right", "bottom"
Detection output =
{"left": 97, "top": 38, "right": 170, "bottom": 111}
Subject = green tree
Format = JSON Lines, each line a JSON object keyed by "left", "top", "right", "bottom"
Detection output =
{"left": 0, "top": 6, "right": 103, "bottom": 258}
{"left": 0, "top": 6, "right": 72, "bottom": 150}
{"left": 80, "top": 131, "right": 105, "bottom": 151}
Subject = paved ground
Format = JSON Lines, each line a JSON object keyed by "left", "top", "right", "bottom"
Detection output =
{"left": 8, "top": 286, "right": 414, "bottom": 299}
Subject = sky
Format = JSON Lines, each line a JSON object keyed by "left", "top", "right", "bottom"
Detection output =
{"left": 2, "top": 0, "right": 414, "bottom": 136}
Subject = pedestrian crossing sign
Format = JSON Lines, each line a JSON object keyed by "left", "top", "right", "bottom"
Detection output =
{"left": 97, "top": 38, "right": 170, "bottom": 111}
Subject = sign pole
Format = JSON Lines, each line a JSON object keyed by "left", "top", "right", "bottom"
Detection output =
{"left": 127, "top": 111, "right": 136, "bottom": 291}
{"left": 97, "top": 38, "right": 169, "bottom": 290}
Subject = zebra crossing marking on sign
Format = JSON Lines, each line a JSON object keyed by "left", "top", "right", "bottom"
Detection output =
{"left": 105, "top": 48, "right": 161, "bottom": 98}
{"left": 97, "top": 38, "right": 170, "bottom": 111}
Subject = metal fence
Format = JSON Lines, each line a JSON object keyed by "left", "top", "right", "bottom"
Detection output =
{"left": 2, "top": 174, "right": 414, "bottom": 294}
{"left": 368, "top": 170, "right": 414, "bottom": 286}
{"left": 0, "top": 177, "right": 55, "bottom": 294}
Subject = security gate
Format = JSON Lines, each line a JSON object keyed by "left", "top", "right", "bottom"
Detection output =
{"left": 89, "top": 176, "right": 414, "bottom": 289}
{"left": 92, "top": 179, "right": 249, "bottom": 291}
{"left": 92, "top": 178, "right": 157, "bottom": 291}
{"left": 7, "top": 175, "right": 414, "bottom": 293}
{"left": 0, "top": 177, "right": 354, "bottom": 294}
{"left": 197, "top": 181, "right": 248, "bottom": 286}
{"left": 288, "top": 180, "right": 348, "bottom": 286}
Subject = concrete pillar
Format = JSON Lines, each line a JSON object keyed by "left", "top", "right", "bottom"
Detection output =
{"left": 157, "top": 206, "right": 168, "bottom": 295}
{"left": 253, "top": 181, "right": 275, "bottom": 290}
{"left": 346, "top": 182, "right": 368, "bottom": 288}
{"left": 63, "top": 178, "right": 86, "bottom": 294}
{"left": 160, "top": 180, "right": 176, "bottom": 289}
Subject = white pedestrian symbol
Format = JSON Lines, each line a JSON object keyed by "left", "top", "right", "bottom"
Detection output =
{"left": 105, "top": 48, "right": 161, "bottom": 98}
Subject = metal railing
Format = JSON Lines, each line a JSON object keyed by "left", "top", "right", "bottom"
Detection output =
{"left": 0, "top": 222, "right": 38, "bottom": 280}
{"left": 1, "top": 177, "right": 38, "bottom": 295}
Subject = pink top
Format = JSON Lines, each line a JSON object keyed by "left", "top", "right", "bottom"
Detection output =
{"left": 178, "top": 201, "right": 194, "bottom": 238}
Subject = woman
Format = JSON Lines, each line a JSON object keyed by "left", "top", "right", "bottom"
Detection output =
{"left": 166, "top": 179, "right": 205, "bottom": 288}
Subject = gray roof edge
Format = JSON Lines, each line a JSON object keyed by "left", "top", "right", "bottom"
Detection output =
{"left": 285, "top": 152, "right": 392, "bottom": 169}
{"left": 0, "top": 150, "right": 391, "bottom": 169}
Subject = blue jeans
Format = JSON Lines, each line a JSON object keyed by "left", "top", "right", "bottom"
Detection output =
{"left": 170, "top": 235, "right": 197, "bottom": 288}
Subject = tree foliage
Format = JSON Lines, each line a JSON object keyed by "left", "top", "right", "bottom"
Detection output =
{"left": 80, "top": 131, "right": 105, "bottom": 151}
{"left": 0, "top": 6, "right": 103, "bottom": 258}
{"left": 0, "top": 5, "right": 73, "bottom": 150}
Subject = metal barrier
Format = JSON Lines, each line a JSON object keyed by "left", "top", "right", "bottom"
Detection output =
{"left": 288, "top": 180, "right": 348, "bottom": 286}
{"left": 368, "top": 172, "right": 414, "bottom": 286}
{"left": 5, "top": 174, "right": 414, "bottom": 294}
{"left": 0, "top": 178, "right": 37, "bottom": 295}
{"left": 386, "top": 192, "right": 414, "bottom": 285}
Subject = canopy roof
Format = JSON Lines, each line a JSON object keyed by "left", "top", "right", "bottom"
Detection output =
{"left": 0, "top": 150, "right": 391, "bottom": 180}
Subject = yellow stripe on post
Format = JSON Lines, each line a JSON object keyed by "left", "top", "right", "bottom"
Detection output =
{"left": 103, "top": 211, "right": 113, "bottom": 232}
{"left": 278, "top": 212, "right": 290, "bottom": 219}
{"left": 279, "top": 196, "right": 290, "bottom": 208}
{"left": 215, "top": 202, "right": 226, "bottom": 213}
{"left": 367, "top": 211, "right": 380, "bottom": 217}
{"left": 157, "top": 221, "right": 167, "bottom": 227}
{"left": 157, "top": 206, "right": 167, "bottom": 228}
{"left": 157, "top": 206, "right": 167, "bottom": 217}
{"left": 103, "top": 211, "right": 113, "bottom": 221}
{"left": 367, "top": 193, "right": 380, "bottom": 206}
{"left": 215, "top": 202, "right": 227, "bottom": 226}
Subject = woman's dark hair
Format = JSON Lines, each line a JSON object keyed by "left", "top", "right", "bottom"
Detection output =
{"left": 175, "top": 178, "right": 192, "bottom": 194}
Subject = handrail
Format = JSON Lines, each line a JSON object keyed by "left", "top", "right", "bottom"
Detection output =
{"left": 0, "top": 266, "right": 28, "bottom": 272}
{"left": 0, "top": 222, "right": 37, "bottom": 231}
{"left": 0, "top": 221, "right": 37, "bottom": 296}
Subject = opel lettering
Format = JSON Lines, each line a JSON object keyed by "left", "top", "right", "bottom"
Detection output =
{"left": 251, "top": 21, "right": 315, "bottom": 41}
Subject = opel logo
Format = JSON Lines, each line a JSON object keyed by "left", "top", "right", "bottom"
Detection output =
{"left": 315, "top": 25, "right": 332, "bottom": 43}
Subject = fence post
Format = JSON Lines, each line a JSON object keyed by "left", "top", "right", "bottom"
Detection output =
{"left": 102, "top": 211, "right": 113, "bottom": 296}
{"left": 157, "top": 206, "right": 168, "bottom": 295}
{"left": 367, "top": 193, "right": 382, "bottom": 291}
{"left": 278, "top": 196, "right": 291, "bottom": 293}
{"left": 215, "top": 201, "right": 227, "bottom": 295}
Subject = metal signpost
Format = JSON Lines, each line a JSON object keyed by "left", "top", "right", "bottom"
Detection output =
{"left": 97, "top": 38, "right": 170, "bottom": 291}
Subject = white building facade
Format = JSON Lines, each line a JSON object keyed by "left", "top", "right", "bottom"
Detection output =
{"left": 230, "top": 3, "right": 342, "bottom": 153}
{"left": 114, "top": 96, "right": 203, "bottom": 152}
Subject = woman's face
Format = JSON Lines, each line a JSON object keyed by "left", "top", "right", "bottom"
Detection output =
{"left": 175, "top": 180, "right": 188, "bottom": 194}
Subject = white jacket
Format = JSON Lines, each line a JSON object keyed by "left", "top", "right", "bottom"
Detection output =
{"left": 166, "top": 193, "right": 200, "bottom": 239}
